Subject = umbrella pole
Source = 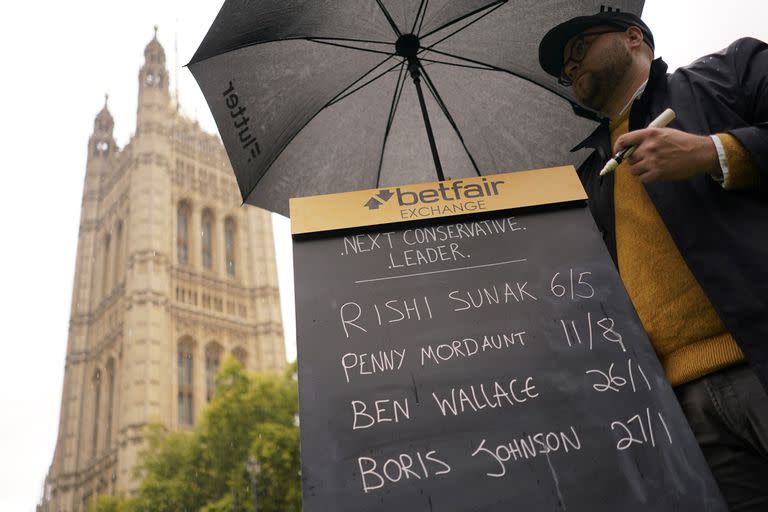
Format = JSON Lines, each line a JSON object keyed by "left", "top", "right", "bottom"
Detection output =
{"left": 407, "top": 57, "right": 445, "bottom": 182}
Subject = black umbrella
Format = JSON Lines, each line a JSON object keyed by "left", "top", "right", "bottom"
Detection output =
{"left": 189, "top": 0, "right": 645, "bottom": 216}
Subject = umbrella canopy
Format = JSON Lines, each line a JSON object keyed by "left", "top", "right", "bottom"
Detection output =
{"left": 189, "top": 0, "right": 645, "bottom": 216}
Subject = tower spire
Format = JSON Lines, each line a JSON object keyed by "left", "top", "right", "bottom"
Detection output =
{"left": 94, "top": 93, "right": 114, "bottom": 136}
{"left": 138, "top": 25, "right": 170, "bottom": 107}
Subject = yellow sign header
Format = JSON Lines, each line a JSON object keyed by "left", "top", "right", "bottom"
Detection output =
{"left": 290, "top": 166, "right": 586, "bottom": 235}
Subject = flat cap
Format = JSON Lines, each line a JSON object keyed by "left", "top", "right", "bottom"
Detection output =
{"left": 538, "top": 11, "right": 654, "bottom": 78}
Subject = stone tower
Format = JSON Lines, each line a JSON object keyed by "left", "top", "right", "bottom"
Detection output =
{"left": 39, "top": 29, "right": 285, "bottom": 512}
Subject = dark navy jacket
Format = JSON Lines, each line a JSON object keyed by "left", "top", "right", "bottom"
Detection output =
{"left": 572, "top": 38, "right": 768, "bottom": 388}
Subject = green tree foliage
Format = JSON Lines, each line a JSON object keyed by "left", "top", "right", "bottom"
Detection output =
{"left": 250, "top": 422, "right": 302, "bottom": 512}
{"left": 91, "top": 357, "right": 301, "bottom": 512}
{"left": 88, "top": 494, "right": 133, "bottom": 512}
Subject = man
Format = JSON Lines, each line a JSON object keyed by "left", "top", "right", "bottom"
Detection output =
{"left": 538, "top": 11, "right": 768, "bottom": 510}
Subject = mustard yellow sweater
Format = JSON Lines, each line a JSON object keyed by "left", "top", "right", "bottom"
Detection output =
{"left": 611, "top": 112, "right": 755, "bottom": 385}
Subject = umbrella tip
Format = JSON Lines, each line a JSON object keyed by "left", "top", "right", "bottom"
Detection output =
{"left": 153, "top": 25, "right": 159, "bottom": 37}
{"left": 104, "top": 93, "right": 109, "bottom": 107}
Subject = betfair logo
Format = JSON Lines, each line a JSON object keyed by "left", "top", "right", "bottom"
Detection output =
{"left": 395, "top": 179, "right": 504, "bottom": 205}
{"left": 364, "top": 179, "right": 505, "bottom": 211}
{"left": 364, "top": 189, "right": 394, "bottom": 210}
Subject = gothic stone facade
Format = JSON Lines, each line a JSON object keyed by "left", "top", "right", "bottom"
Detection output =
{"left": 39, "top": 32, "right": 286, "bottom": 512}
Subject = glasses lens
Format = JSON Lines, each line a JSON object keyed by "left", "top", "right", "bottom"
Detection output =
{"left": 559, "top": 30, "right": 620, "bottom": 85}
{"left": 571, "top": 38, "right": 586, "bottom": 61}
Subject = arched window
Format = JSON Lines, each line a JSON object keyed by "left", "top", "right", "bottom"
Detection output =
{"left": 105, "top": 359, "right": 115, "bottom": 448}
{"left": 92, "top": 369, "right": 102, "bottom": 458}
{"left": 102, "top": 234, "right": 111, "bottom": 297}
{"left": 224, "top": 217, "right": 236, "bottom": 276}
{"left": 201, "top": 209, "right": 214, "bottom": 270}
{"left": 232, "top": 347, "right": 247, "bottom": 369}
{"left": 177, "top": 202, "right": 190, "bottom": 265}
{"left": 205, "top": 342, "right": 223, "bottom": 402}
{"left": 177, "top": 339, "right": 194, "bottom": 425}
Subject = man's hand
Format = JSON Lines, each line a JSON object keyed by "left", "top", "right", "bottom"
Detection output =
{"left": 613, "top": 128, "right": 721, "bottom": 183}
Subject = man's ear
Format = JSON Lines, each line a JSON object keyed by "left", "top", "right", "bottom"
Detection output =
{"left": 625, "top": 26, "right": 644, "bottom": 50}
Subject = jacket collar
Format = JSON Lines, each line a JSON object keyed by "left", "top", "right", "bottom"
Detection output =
{"left": 570, "top": 57, "right": 669, "bottom": 152}
{"left": 629, "top": 57, "right": 668, "bottom": 130}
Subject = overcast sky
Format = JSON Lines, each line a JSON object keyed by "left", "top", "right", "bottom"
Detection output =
{"left": 1, "top": 1, "right": 766, "bottom": 511}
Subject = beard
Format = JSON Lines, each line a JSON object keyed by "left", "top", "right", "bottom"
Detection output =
{"left": 573, "top": 39, "right": 632, "bottom": 113}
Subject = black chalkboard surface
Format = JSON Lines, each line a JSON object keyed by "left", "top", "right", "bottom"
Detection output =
{"left": 293, "top": 202, "right": 726, "bottom": 511}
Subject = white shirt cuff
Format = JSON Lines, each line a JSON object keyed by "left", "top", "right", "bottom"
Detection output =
{"left": 710, "top": 134, "right": 730, "bottom": 188}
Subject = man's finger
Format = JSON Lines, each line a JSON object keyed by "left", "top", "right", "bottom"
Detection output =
{"left": 627, "top": 159, "right": 649, "bottom": 177}
{"left": 626, "top": 149, "right": 643, "bottom": 165}
{"left": 613, "top": 128, "right": 655, "bottom": 153}
{"left": 630, "top": 166, "right": 658, "bottom": 183}
{"left": 637, "top": 168, "right": 660, "bottom": 184}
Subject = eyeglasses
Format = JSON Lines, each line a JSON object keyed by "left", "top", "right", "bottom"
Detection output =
{"left": 558, "top": 29, "right": 624, "bottom": 86}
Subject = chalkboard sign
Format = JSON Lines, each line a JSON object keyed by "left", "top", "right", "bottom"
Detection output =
{"left": 292, "top": 168, "right": 726, "bottom": 511}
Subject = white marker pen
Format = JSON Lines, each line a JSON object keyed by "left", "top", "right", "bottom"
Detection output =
{"left": 599, "top": 108, "right": 677, "bottom": 176}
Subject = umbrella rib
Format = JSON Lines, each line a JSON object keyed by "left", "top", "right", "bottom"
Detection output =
{"left": 416, "top": 0, "right": 430, "bottom": 35}
{"left": 327, "top": 58, "right": 404, "bottom": 108}
{"left": 187, "top": 36, "right": 393, "bottom": 66}
{"left": 376, "top": 62, "right": 408, "bottom": 188}
{"left": 419, "top": 0, "right": 506, "bottom": 40}
{"left": 306, "top": 36, "right": 392, "bottom": 45}
{"left": 417, "top": 61, "right": 482, "bottom": 177}
{"left": 418, "top": 56, "right": 496, "bottom": 71}
{"left": 421, "top": 47, "right": 576, "bottom": 105}
{"left": 305, "top": 38, "right": 395, "bottom": 57}
{"left": 375, "top": 0, "right": 403, "bottom": 37}
{"left": 411, "top": 0, "right": 429, "bottom": 35}
{"left": 242, "top": 54, "right": 398, "bottom": 205}
{"left": 422, "top": 1, "right": 505, "bottom": 49}
{"left": 388, "top": 65, "right": 407, "bottom": 129}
